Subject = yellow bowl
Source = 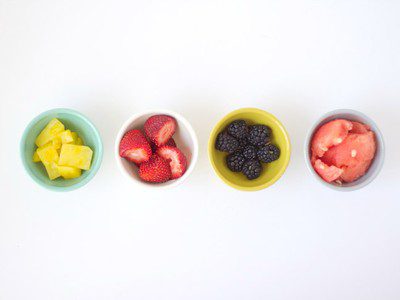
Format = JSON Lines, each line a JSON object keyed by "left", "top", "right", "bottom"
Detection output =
{"left": 208, "top": 108, "right": 291, "bottom": 191}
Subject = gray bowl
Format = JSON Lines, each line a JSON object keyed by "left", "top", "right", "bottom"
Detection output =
{"left": 304, "top": 109, "right": 385, "bottom": 191}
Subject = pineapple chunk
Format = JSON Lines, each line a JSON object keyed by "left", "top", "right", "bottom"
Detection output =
{"left": 75, "top": 137, "right": 83, "bottom": 145}
{"left": 32, "top": 151, "right": 41, "bottom": 162}
{"left": 43, "top": 162, "right": 61, "bottom": 180}
{"left": 52, "top": 136, "right": 62, "bottom": 149}
{"left": 35, "top": 118, "right": 65, "bottom": 147}
{"left": 57, "top": 165, "right": 82, "bottom": 179}
{"left": 58, "top": 130, "right": 74, "bottom": 144}
{"left": 70, "top": 132, "right": 79, "bottom": 144}
{"left": 59, "top": 144, "right": 93, "bottom": 170}
{"left": 37, "top": 145, "right": 59, "bottom": 164}
{"left": 41, "top": 141, "right": 53, "bottom": 148}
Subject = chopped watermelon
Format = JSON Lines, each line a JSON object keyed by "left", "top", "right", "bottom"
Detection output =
{"left": 322, "top": 132, "right": 376, "bottom": 168}
{"left": 310, "top": 119, "right": 376, "bottom": 184}
{"left": 340, "top": 160, "right": 373, "bottom": 183}
{"left": 350, "top": 121, "right": 370, "bottom": 134}
{"left": 313, "top": 159, "right": 343, "bottom": 182}
{"left": 311, "top": 119, "right": 353, "bottom": 158}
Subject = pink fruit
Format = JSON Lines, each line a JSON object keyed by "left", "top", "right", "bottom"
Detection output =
{"left": 350, "top": 121, "right": 370, "bottom": 134}
{"left": 313, "top": 159, "right": 343, "bottom": 182}
{"left": 340, "top": 160, "right": 372, "bottom": 183}
{"left": 322, "top": 132, "right": 376, "bottom": 168}
{"left": 310, "top": 119, "right": 376, "bottom": 184}
{"left": 311, "top": 119, "right": 353, "bottom": 158}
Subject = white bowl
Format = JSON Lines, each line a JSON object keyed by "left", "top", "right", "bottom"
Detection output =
{"left": 304, "top": 109, "right": 385, "bottom": 191}
{"left": 115, "top": 109, "right": 198, "bottom": 188}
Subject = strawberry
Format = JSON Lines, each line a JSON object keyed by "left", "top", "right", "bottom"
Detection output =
{"left": 157, "top": 146, "right": 187, "bottom": 179}
{"left": 149, "top": 138, "right": 177, "bottom": 153}
{"left": 139, "top": 154, "right": 171, "bottom": 183}
{"left": 144, "top": 115, "right": 177, "bottom": 147}
{"left": 119, "top": 129, "right": 152, "bottom": 164}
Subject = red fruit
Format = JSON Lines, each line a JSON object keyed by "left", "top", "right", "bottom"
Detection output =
{"left": 340, "top": 160, "right": 372, "bottom": 183}
{"left": 119, "top": 129, "right": 152, "bottom": 164}
{"left": 313, "top": 159, "right": 343, "bottom": 182}
{"left": 311, "top": 119, "right": 353, "bottom": 158}
{"left": 144, "top": 115, "right": 177, "bottom": 147}
{"left": 350, "top": 121, "right": 370, "bottom": 134}
{"left": 322, "top": 132, "right": 376, "bottom": 168}
{"left": 149, "top": 138, "right": 177, "bottom": 153}
{"left": 157, "top": 146, "right": 187, "bottom": 179}
{"left": 139, "top": 154, "right": 171, "bottom": 183}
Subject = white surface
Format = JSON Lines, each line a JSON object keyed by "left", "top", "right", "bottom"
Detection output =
{"left": 0, "top": 0, "right": 399, "bottom": 299}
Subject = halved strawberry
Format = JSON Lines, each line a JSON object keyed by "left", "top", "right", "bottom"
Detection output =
{"left": 149, "top": 138, "right": 177, "bottom": 153}
{"left": 139, "top": 154, "right": 171, "bottom": 183}
{"left": 157, "top": 146, "right": 187, "bottom": 179}
{"left": 119, "top": 129, "right": 152, "bottom": 164}
{"left": 144, "top": 115, "right": 177, "bottom": 147}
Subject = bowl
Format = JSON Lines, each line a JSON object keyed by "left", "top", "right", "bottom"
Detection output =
{"left": 115, "top": 109, "right": 198, "bottom": 188}
{"left": 208, "top": 108, "right": 291, "bottom": 191}
{"left": 304, "top": 109, "right": 385, "bottom": 191}
{"left": 20, "top": 108, "right": 103, "bottom": 192}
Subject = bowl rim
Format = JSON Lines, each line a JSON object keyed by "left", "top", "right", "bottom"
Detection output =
{"left": 304, "top": 108, "right": 385, "bottom": 191}
{"left": 20, "top": 108, "right": 104, "bottom": 192}
{"left": 114, "top": 109, "right": 199, "bottom": 189}
{"left": 208, "top": 107, "right": 291, "bottom": 191}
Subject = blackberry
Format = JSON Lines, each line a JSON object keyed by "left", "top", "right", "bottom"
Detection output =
{"left": 242, "top": 159, "right": 262, "bottom": 180}
{"left": 257, "top": 144, "right": 280, "bottom": 163}
{"left": 247, "top": 125, "right": 271, "bottom": 146}
{"left": 237, "top": 137, "right": 249, "bottom": 151}
{"left": 227, "top": 119, "right": 248, "bottom": 139}
{"left": 215, "top": 132, "right": 239, "bottom": 153}
{"left": 226, "top": 151, "right": 246, "bottom": 172}
{"left": 242, "top": 145, "right": 257, "bottom": 160}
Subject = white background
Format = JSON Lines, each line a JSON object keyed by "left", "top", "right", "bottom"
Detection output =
{"left": 0, "top": 0, "right": 399, "bottom": 299}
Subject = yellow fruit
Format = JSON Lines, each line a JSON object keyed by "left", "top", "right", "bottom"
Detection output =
{"left": 52, "top": 136, "right": 62, "bottom": 149}
{"left": 43, "top": 162, "right": 61, "bottom": 180}
{"left": 41, "top": 141, "right": 53, "bottom": 148}
{"left": 58, "top": 130, "right": 74, "bottom": 144}
{"left": 59, "top": 144, "right": 93, "bottom": 170}
{"left": 70, "top": 132, "right": 79, "bottom": 144}
{"left": 32, "top": 151, "right": 41, "bottom": 162}
{"left": 57, "top": 165, "right": 81, "bottom": 179}
{"left": 76, "top": 137, "right": 83, "bottom": 145}
{"left": 37, "top": 145, "right": 59, "bottom": 164}
{"left": 35, "top": 118, "right": 65, "bottom": 147}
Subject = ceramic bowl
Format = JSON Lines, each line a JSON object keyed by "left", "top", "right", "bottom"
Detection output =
{"left": 115, "top": 109, "right": 198, "bottom": 188}
{"left": 20, "top": 108, "right": 103, "bottom": 191}
{"left": 304, "top": 109, "right": 385, "bottom": 191}
{"left": 208, "top": 107, "right": 291, "bottom": 191}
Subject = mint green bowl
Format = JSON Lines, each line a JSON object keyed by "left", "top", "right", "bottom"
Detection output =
{"left": 20, "top": 108, "right": 103, "bottom": 192}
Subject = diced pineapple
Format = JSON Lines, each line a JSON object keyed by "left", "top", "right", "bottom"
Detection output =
{"left": 37, "top": 145, "right": 59, "bottom": 164}
{"left": 43, "top": 162, "right": 61, "bottom": 180}
{"left": 57, "top": 165, "right": 82, "bottom": 179}
{"left": 41, "top": 141, "right": 53, "bottom": 148}
{"left": 70, "top": 132, "right": 79, "bottom": 144}
{"left": 32, "top": 151, "right": 41, "bottom": 162}
{"left": 58, "top": 130, "right": 74, "bottom": 144}
{"left": 75, "top": 137, "right": 83, "bottom": 145}
{"left": 35, "top": 118, "right": 65, "bottom": 147}
{"left": 59, "top": 144, "right": 93, "bottom": 170}
{"left": 52, "top": 136, "right": 62, "bottom": 149}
